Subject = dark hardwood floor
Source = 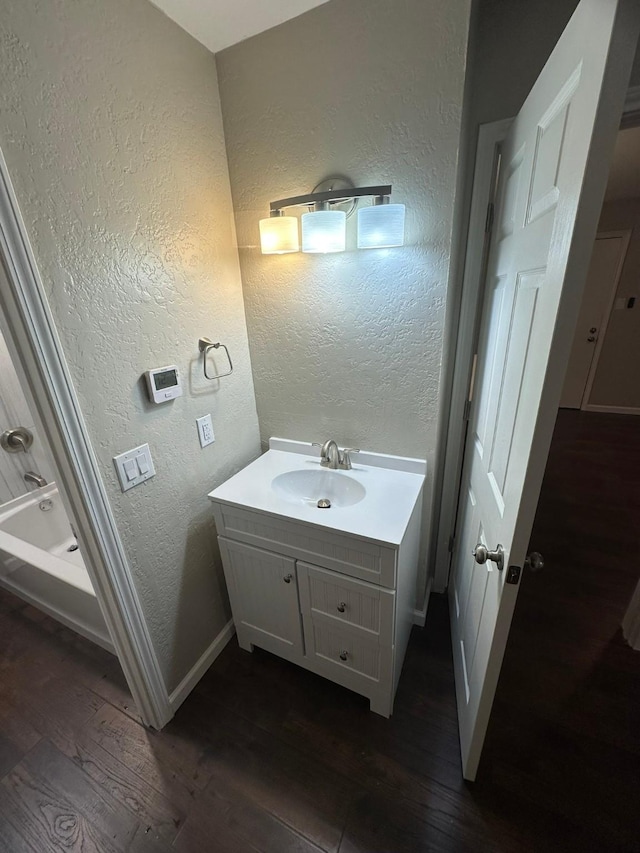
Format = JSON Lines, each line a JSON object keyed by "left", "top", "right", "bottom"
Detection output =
{"left": 478, "top": 409, "right": 640, "bottom": 853}
{"left": 0, "top": 408, "right": 638, "bottom": 852}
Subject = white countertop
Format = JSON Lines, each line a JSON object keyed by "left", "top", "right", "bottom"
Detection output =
{"left": 208, "top": 438, "right": 426, "bottom": 547}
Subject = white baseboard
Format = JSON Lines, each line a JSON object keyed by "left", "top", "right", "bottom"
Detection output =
{"left": 412, "top": 576, "right": 433, "bottom": 627}
{"left": 168, "top": 618, "right": 235, "bottom": 711}
{"left": 583, "top": 404, "right": 640, "bottom": 416}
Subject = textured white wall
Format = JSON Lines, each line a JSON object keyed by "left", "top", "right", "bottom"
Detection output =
{"left": 216, "top": 0, "right": 472, "bottom": 597}
{"left": 0, "top": 0, "right": 261, "bottom": 691}
{"left": 0, "top": 325, "right": 56, "bottom": 504}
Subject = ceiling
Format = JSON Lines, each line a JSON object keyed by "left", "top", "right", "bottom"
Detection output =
{"left": 604, "top": 126, "right": 640, "bottom": 202}
{"left": 150, "top": 0, "right": 331, "bottom": 54}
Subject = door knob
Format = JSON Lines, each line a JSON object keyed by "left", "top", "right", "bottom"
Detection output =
{"left": 589, "top": 327, "right": 597, "bottom": 333}
{"left": 525, "top": 552, "right": 545, "bottom": 572}
{"left": 587, "top": 335, "right": 596, "bottom": 342}
{"left": 473, "top": 543, "right": 504, "bottom": 571}
{"left": 283, "top": 573, "right": 293, "bottom": 583}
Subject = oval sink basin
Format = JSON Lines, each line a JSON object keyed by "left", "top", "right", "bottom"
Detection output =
{"left": 271, "top": 469, "right": 366, "bottom": 508}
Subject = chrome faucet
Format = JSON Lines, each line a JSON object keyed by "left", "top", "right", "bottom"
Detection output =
{"left": 319, "top": 439, "right": 341, "bottom": 469}
{"left": 314, "top": 440, "right": 360, "bottom": 470}
{"left": 24, "top": 471, "right": 47, "bottom": 488}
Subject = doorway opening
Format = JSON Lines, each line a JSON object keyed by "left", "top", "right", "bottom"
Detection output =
{"left": 437, "top": 0, "right": 640, "bottom": 785}
{"left": 560, "top": 124, "right": 640, "bottom": 414}
{"left": 0, "top": 149, "right": 171, "bottom": 730}
{"left": 459, "top": 101, "right": 640, "bottom": 850}
{"left": 0, "top": 315, "right": 114, "bottom": 654}
{"left": 0, "top": 278, "right": 137, "bottom": 716}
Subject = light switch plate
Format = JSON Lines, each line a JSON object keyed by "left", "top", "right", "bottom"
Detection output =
{"left": 113, "top": 443, "right": 156, "bottom": 492}
{"left": 196, "top": 414, "right": 215, "bottom": 448}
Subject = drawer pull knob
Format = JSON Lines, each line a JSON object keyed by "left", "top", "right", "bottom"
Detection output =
{"left": 337, "top": 602, "right": 346, "bottom": 613}
{"left": 283, "top": 573, "right": 293, "bottom": 584}
{"left": 339, "top": 650, "right": 349, "bottom": 661}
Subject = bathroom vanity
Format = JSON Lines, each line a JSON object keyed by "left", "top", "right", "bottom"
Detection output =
{"left": 208, "top": 438, "right": 425, "bottom": 716}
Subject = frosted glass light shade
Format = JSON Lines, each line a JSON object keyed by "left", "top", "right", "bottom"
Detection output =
{"left": 301, "top": 210, "right": 346, "bottom": 253}
{"left": 259, "top": 216, "right": 299, "bottom": 254}
{"left": 357, "top": 203, "right": 405, "bottom": 248}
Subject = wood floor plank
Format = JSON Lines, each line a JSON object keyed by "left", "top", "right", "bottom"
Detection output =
{"left": 0, "top": 785, "right": 40, "bottom": 853}
{"left": 174, "top": 698, "right": 352, "bottom": 852}
{"left": 49, "top": 628, "right": 141, "bottom": 724}
{"left": 61, "top": 728, "right": 185, "bottom": 843}
{"left": 1, "top": 739, "right": 139, "bottom": 853}
{"left": 129, "top": 823, "right": 175, "bottom": 853}
{"left": 172, "top": 809, "right": 263, "bottom": 853}
{"left": 2, "top": 674, "right": 104, "bottom": 757}
{"left": 83, "top": 703, "right": 201, "bottom": 815}
{"left": 339, "top": 785, "right": 496, "bottom": 853}
{"left": 174, "top": 774, "right": 326, "bottom": 853}
{"left": 0, "top": 695, "right": 41, "bottom": 780}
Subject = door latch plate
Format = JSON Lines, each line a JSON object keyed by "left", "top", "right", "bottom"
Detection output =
{"left": 506, "top": 565, "right": 521, "bottom": 585}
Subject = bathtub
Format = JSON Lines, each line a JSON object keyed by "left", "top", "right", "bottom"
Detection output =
{"left": 0, "top": 484, "right": 113, "bottom": 653}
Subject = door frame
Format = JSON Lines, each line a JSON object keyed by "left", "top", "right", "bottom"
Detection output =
{"left": 0, "top": 148, "right": 172, "bottom": 729}
{"left": 432, "top": 117, "right": 512, "bottom": 593}
{"left": 433, "top": 84, "right": 640, "bottom": 594}
{"left": 578, "top": 229, "right": 633, "bottom": 411}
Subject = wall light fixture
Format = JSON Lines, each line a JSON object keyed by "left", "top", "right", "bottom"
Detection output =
{"left": 357, "top": 197, "right": 406, "bottom": 249}
{"left": 259, "top": 180, "right": 404, "bottom": 254}
{"left": 258, "top": 211, "right": 299, "bottom": 254}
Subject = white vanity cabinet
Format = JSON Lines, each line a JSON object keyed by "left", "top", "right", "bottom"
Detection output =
{"left": 208, "top": 439, "right": 426, "bottom": 717}
{"left": 211, "top": 490, "right": 422, "bottom": 717}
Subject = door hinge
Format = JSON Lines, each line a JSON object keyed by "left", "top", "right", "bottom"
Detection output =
{"left": 463, "top": 399, "right": 471, "bottom": 422}
{"left": 485, "top": 201, "right": 495, "bottom": 234}
{"left": 448, "top": 535, "right": 455, "bottom": 553}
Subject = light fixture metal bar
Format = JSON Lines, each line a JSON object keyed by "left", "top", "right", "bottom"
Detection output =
{"left": 270, "top": 185, "right": 392, "bottom": 213}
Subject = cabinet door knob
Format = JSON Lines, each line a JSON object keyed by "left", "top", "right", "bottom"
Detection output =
{"left": 339, "top": 650, "right": 348, "bottom": 661}
{"left": 283, "top": 573, "right": 293, "bottom": 584}
{"left": 337, "top": 602, "right": 346, "bottom": 613}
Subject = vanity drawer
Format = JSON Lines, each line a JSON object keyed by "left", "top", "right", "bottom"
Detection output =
{"left": 304, "top": 620, "right": 392, "bottom": 690}
{"left": 297, "top": 562, "right": 394, "bottom": 642}
{"left": 212, "top": 503, "right": 397, "bottom": 588}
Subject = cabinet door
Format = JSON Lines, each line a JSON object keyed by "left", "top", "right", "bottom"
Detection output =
{"left": 218, "top": 537, "right": 304, "bottom": 664}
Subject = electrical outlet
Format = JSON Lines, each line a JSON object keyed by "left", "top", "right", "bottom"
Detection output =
{"left": 196, "top": 414, "right": 215, "bottom": 448}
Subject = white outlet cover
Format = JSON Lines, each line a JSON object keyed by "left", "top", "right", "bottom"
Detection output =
{"left": 196, "top": 414, "right": 215, "bottom": 448}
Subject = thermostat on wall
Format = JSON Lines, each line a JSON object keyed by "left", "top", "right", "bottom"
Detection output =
{"left": 145, "top": 365, "right": 182, "bottom": 404}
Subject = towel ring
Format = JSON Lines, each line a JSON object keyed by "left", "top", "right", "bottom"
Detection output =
{"left": 198, "top": 337, "right": 234, "bottom": 381}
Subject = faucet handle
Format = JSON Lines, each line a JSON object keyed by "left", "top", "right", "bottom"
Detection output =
{"left": 339, "top": 448, "right": 360, "bottom": 470}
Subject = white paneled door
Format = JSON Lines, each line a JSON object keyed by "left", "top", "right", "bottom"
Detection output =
{"left": 449, "top": 0, "right": 640, "bottom": 781}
